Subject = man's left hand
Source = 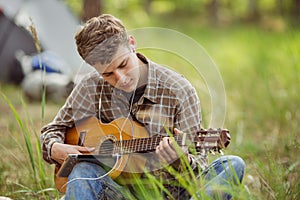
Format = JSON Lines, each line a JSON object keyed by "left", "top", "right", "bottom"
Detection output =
{"left": 155, "top": 128, "right": 189, "bottom": 166}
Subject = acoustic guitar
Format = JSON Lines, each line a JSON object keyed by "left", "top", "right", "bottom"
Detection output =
{"left": 54, "top": 116, "right": 230, "bottom": 193}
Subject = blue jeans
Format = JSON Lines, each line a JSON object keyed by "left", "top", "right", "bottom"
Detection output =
{"left": 65, "top": 155, "right": 245, "bottom": 200}
{"left": 195, "top": 155, "right": 245, "bottom": 199}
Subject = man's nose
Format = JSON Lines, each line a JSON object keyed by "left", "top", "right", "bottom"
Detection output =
{"left": 114, "top": 70, "right": 126, "bottom": 82}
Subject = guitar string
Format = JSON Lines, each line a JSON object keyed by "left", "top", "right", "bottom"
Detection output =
{"left": 63, "top": 80, "right": 117, "bottom": 188}
{"left": 66, "top": 61, "right": 139, "bottom": 186}
{"left": 95, "top": 131, "right": 220, "bottom": 152}
{"left": 64, "top": 62, "right": 222, "bottom": 187}
{"left": 97, "top": 136, "right": 184, "bottom": 153}
{"left": 94, "top": 131, "right": 220, "bottom": 154}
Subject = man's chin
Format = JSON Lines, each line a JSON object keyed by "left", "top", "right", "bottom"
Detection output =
{"left": 117, "top": 86, "right": 136, "bottom": 93}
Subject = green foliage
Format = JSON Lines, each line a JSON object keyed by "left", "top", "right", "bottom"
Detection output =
{"left": 65, "top": 0, "right": 300, "bottom": 26}
{"left": 0, "top": 92, "right": 59, "bottom": 199}
{"left": 1, "top": 2, "right": 300, "bottom": 198}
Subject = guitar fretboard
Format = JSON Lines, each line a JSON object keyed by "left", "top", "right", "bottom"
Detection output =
{"left": 97, "top": 129, "right": 226, "bottom": 156}
{"left": 113, "top": 135, "right": 183, "bottom": 154}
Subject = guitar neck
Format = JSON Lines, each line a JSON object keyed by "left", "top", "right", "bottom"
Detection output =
{"left": 112, "top": 135, "right": 183, "bottom": 155}
{"left": 96, "top": 128, "right": 228, "bottom": 156}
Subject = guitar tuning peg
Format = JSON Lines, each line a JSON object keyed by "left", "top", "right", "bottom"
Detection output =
{"left": 218, "top": 149, "right": 224, "bottom": 155}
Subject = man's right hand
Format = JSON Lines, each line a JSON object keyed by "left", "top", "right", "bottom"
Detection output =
{"left": 51, "top": 143, "right": 95, "bottom": 164}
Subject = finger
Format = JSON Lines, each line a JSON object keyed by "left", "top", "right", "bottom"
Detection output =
{"left": 160, "top": 137, "right": 174, "bottom": 153}
{"left": 159, "top": 138, "right": 178, "bottom": 162}
{"left": 76, "top": 146, "right": 95, "bottom": 153}
{"left": 173, "top": 128, "right": 182, "bottom": 135}
{"left": 156, "top": 145, "right": 169, "bottom": 164}
{"left": 56, "top": 158, "right": 65, "bottom": 165}
{"left": 165, "top": 137, "right": 187, "bottom": 159}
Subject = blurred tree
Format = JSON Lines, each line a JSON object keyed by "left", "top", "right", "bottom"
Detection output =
{"left": 143, "top": 0, "right": 152, "bottom": 14}
{"left": 277, "top": 0, "right": 284, "bottom": 16}
{"left": 247, "top": 0, "right": 260, "bottom": 21}
{"left": 207, "top": 0, "right": 220, "bottom": 25}
{"left": 293, "top": 0, "right": 300, "bottom": 18}
{"left": 82, "top": 0, "right": 102, "bottom": 22}
{"left": 63, "top": 0, "right": 299, "bottom": 26}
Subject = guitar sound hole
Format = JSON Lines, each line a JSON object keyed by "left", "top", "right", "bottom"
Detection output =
{"left": 98, "top": 139, "right": 114, "bottom": 156}
{"left": 96, "top": 139, "right": 118, "bottom": 169}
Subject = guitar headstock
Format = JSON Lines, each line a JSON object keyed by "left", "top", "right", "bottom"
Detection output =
{"left": 193, "top": 128, "right": 231, "bottom": 155}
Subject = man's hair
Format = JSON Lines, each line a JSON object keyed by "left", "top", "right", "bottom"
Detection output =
{"left": 75, "top": 14, "right": 128, "bottom": 65}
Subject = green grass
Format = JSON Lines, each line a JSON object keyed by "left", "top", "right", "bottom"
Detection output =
{"left": 0, "top": 20, "right": 299, "bottom": 199}
{"left": 0, "top": 85, "right": 60, "bottom": 199}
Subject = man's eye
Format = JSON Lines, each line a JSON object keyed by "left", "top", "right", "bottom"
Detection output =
{"left": 102, "top": 73, "right": 112, "bottom": 77}
{"left": 119, "top": 59, "right": 128, "bottom": 69}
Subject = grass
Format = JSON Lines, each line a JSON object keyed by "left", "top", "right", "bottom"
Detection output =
{"left": 0, "top": 85, "right": 60, "bottom": 199}
{"left": 0, "top": 19, "right": 299, "bottom": 199}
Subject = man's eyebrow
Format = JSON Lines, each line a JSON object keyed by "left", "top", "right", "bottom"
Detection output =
{"left": 117, "top": 57, "right": 128, "bottom": 68}
{"left": 101, "top": 57, "right": 129, "bottom": 76}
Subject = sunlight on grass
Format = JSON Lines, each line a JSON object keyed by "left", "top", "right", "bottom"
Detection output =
{"left": 1, "top": 92, "right": 59, "bottom": 199}
{"left": 0, "top": 21, "right": 299, "bottom": 199}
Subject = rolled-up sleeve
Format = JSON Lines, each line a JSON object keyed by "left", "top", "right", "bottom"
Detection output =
{"left": 40, "top": 73, "right": 100, "bottom": 164}
{"left": 40, "top": 123, "right": 66, "bottom": 164}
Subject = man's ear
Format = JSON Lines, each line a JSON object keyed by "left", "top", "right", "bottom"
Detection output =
{"left": 128, "top": 35, "right": 136, "bottom": 50}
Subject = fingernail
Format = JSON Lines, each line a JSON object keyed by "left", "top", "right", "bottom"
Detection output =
{"left": 88, "top": 147, "right": 95, "bottom": 151}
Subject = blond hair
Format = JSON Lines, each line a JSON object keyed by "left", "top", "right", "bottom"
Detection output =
{"left": 75, "top": 14, "right": 128, "bottom": 65}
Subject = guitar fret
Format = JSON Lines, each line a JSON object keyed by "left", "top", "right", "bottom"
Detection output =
{"left": 57, "top": 116, "right": 230, "bottom": 194}
{"left": 128, "top": 139, "right": 132, "bottom": 153}
{"left": 132, "top": 138, "right": 136, "bottom": 153}
{"left": 136, "top": 138, "right": 141, "bottom": 152}
{"left": 139, "top": 138, "right": 142, "bottom": 152}
{"left": 144, "top": 138, "right": 147, "bottom": 151}
{"left": 115, "top": 129, "right": 225, "bottom": 154}
{"left": 155, "top": 136, "right": 159, "bottom": 149}
{"left": 124, "top": 140, "right": 128, "bottom": 154}
{"left": 142, "top": 138, "right": 146, "bottom": 151}
{"left": 152, "top": 136, "right": 155, "bottom": 150}
{"left": 136, "top": 138, "right": 140, "bottom": 152}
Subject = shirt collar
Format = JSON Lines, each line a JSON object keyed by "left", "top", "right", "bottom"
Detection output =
{"left": 136, "top": 53, "right": 158, "bottom": 104}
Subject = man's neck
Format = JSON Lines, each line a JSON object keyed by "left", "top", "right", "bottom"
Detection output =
{"left": 137, "top": 57, "right": 148, "bottom": 88}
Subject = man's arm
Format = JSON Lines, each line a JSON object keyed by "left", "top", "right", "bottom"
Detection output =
{"left": 155, "top": 84, "right": 205, "bottom": 169}
{"left": 40, "top": 74, "right": 100, "bottom": 164}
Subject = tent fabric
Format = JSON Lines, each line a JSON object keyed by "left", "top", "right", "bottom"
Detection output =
{"left": 0, "top": 11, "right": 37, "bottom": 84}
{"left": 13, "top": 0, "right": 82, "bottom": 71}
{"left": 0, "top": 0, "right": 83, "bottom": 84}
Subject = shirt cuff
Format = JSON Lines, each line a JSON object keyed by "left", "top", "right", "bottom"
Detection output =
{"left": 43, "top": 138, "right": 63, "bottom": 164}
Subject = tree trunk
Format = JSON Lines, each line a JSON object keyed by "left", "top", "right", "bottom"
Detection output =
{"left": 247, "top": 0, "right": 260, "bottom": 21}
{"left": 82, "top": 0, "right": 102, "bottom": 22}
{"left": 143, "top": 0, "right": 152, "bottom": 14}
{"left": 293, "top": 0, "right": 300, "bottom": 18}
{"left": 207, "top": 0, "right": 219, "bottom": 25}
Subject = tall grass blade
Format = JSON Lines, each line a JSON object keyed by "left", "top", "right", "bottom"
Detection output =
{"left": 1, "top": 93, "right": 38, "bottom": 185}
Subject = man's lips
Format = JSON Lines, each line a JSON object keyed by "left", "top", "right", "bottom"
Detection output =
{"left": 119, "top": 79, "right": 132, "bottom": 88}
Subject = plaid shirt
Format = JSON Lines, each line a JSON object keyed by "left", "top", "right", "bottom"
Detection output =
{"left": 41, "top": 53, "right": 207, "bottom": 173}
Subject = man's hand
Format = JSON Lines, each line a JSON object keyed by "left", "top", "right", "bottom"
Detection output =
{"left": 51, "top": 143, "right": 95, "bottom": 164}
{"left": 155, "top": 128, "right": 189, "bottom": 166}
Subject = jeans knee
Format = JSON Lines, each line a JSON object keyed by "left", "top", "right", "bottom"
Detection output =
{"left": 66, "top": 162, "right": 106, "bottom": 199}
{"left": 231, "top": 156, "right": 245, "bottom": 170}
{"left": 227, "top": 155, "right": 245, "bottom": 182}
{"left": 69, "top": 162, "right": 106, "bottom": 180}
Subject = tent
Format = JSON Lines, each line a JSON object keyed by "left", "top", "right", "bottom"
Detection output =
{"left": 0, "top": 8, "right": 36, "bottom": 84}
{"left": 0, "top": 0, "right": 82, "bottom": 84}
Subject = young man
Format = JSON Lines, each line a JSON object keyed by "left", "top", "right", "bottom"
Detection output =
{"left": 41, "top": 14, "right": 245, "bottom": 199}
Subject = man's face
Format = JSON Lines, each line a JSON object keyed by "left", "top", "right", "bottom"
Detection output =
{"left": 93, "top": 45, "right": 141, "bottom": 93}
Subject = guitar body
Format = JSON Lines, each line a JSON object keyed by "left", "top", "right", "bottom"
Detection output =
{"left": 55, "top": 117, "right": 149, "bottom": 193}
